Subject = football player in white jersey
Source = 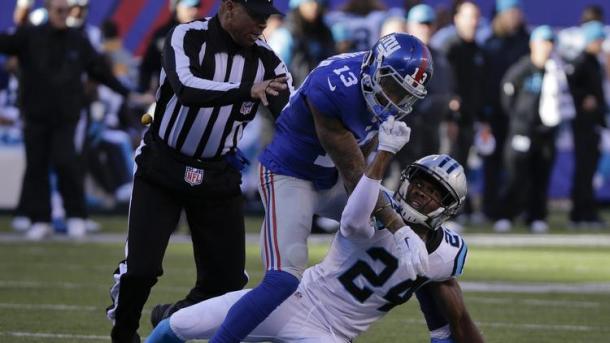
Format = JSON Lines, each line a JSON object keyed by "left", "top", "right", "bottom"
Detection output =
{"left": 145, "top": 117, "right": 484, "bottom": 343}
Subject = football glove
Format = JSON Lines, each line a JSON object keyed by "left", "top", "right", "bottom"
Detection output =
{"left": 378, "top": 116, "right": 411, "bottom": 154}
{"left": 394, "top": 225, "right": 429, "bottom": 278}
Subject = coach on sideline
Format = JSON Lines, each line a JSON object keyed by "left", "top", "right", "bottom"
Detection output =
{"left": 106, "top": 0, "right": 292, "bottom": 342}
{"left": 0, "top": 0, "right": 138, "bottom": 239}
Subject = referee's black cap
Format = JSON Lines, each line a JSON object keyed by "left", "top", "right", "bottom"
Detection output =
{"left": 234, "top": 0, "right": 283, "bottom": 18}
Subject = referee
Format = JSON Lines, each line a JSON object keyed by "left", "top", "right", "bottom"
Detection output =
{"left": 106, "top": 1, "right": 291, "bottom": 342}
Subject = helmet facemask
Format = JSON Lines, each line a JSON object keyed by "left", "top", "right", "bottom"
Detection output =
{"left": 361, "top": 52, "right": 428, "bottom": 121}
{"left": 394, "top": 166, "right": 462, "bottom": 230}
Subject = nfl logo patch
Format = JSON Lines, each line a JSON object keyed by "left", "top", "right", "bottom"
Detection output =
{"left": 240, "top": 101, "right": 254, "bottom": 114}
{"left": 184, "top": 166, "right": 204, "bottom": 186}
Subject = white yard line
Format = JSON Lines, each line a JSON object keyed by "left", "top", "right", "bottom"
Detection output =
{"left": 3, "top": 279, "right": 610, "bottom": 294}
{"left": 401, "top": 318, "right": 610, "bottom": 332}
{"left": 1, "top": 318, "right": 607, "bottom": 342}
{"left": 0, "top": 332, "right": 108, "bottom": 340}
{"left": 461, "top": 281, "right": 610, "bottom": 294}
{"left": 0, "top": 303, "right": 97, "bottom": 311}
{"left": 466, "top": 296, "right": 600, "bottom": 308}
{"left": 1, "top": 232, "right": 610, "bottom": 246}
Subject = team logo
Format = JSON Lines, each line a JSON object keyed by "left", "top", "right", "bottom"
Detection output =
{"left": 376, "top": 34, "right": 401, "bottom": 58}
{"left": 240, "top": 101, "right": 255, "bottom": 114}
{"left": 184, "top": 166, "right": 204, "bottom": 186}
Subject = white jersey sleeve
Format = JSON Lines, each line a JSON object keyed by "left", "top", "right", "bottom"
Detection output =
{"left": 339, "top": 175, "right": 378, "bottom": 239}
{"left": 300, "top": 226, "right": 468, "bottom": 340}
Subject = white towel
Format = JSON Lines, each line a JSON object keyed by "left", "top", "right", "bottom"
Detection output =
{"left": 539, "top": 56, "right": 576, "bottom": 127}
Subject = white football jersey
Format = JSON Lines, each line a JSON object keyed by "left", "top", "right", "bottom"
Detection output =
{"left": 300, "top": 226, "right": 468, "bottom": 340}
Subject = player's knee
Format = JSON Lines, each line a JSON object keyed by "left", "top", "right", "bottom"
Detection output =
{"left": 263, "top": 270, "right": 300, "bottom": 296}
{"left": 170, "top": 309, "right": 202, "bottom": 340}
{"left": 278, "top": 242, "right": 307, "bottom": 280}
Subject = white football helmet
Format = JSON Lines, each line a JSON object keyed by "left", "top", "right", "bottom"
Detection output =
{"left": 394, "top": 154, "right": 467, "bottom": 230}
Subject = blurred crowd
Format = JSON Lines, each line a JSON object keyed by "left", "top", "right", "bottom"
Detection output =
{"left": 1, "top": 0, "right": 610, "bottom": 239}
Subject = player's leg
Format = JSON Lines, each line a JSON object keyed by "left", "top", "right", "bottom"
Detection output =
{"left": 209, "top": 164, "right": 316, "bottom": 342}
{"left": 21, "top": 121, "right": 52, "bottom": 227}
{"left": 51, "top": 120, "right": 88, "bottom": 231}
{"left": 147, "top": 289, "right": 316, "bottom": 343}
{"left": 146, "top": 290, "right": 251, "bottom": 343}
{"left": 108, "top": 176, "right": 182, "bottom": 342}
{"left": 315, "top": 178, "right": 348, "bottom": 221}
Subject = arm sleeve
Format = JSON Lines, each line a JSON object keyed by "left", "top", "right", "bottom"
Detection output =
{"left": 499, "top": 63, "right": 522, "bottom": 115}
{"left": 340, "top": 175, "right": 378, "bottom": 239}
{"left": 162, "top": 23, "right": 252, "bottom": 108}
{"left": 0, "top": 27, "right": 25, "bottom": 56}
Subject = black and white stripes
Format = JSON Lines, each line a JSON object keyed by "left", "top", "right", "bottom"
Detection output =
{"left": 152, "top": 16, "right": 291, "bottom": 160}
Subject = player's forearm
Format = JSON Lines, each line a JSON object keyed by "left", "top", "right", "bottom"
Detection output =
{"left": 310, "top": 102, "right": 367, "bottom": 193}
{"left": 365, "top": 151, "right": 393, "bottom": 180}
{"left": 451, "top": 312, "right": 485, "bottom": 343}
{"left": 374, "top": 203, "right": 404, "bottom": 233}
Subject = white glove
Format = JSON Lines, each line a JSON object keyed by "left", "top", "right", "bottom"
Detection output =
{"left": 378, "top": 116, "right": 411, "bottom": 154}
{"left": 394, "top": 226, "right": 429, "bottom": 279}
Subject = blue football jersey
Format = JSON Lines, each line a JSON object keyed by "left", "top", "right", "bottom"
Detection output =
{"left": 259, "top": 52, "right": 379, "bottom": 189}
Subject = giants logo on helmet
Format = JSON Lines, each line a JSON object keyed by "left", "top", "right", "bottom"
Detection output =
{"left": 376, "top": 34, "right": 401, "bottom": 58}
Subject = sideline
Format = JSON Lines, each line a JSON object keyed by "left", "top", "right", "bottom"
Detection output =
{"left": 1, "top": 232, "right": 610, "bottom": 246}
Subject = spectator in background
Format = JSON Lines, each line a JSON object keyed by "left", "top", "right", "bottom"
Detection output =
{"left": 494, "top": 26, "right": 573, "bottom": 233}
{"left": 13, "top": 0, "right": 34, "bottom": 27}
{"left": 481, "top": 0, "right": 529, "bottom": 221}
{"left": 440, "top": 1, "right": 487, "bottom": 222}
{"left": 566, "top": 21, "right": 608, "bottom": 228}
{"left": 325, "top": 0, "right": 392, "bottom": 52}
{"left": 66, "top": 0, "right": 102, "bottom": 51}
{"left": 0, "top": 0, "right": 135, "bottom": 240}
{"left": 82, "top": 20, "right": 140, "bottom": 205}
{"left": 380, "top": 15, "right": 406, "bottom": 37}
{"left": 397, "top": 4, "right": 456, "bottom": 169}
{"left": 138, "top": 0, "right": 200, "bottom": 94}
{"left": 269, "top": 0, "right": 335, "bottom": 86}
{"left": 557, "top": 5, "right": 604, "bottom": 62}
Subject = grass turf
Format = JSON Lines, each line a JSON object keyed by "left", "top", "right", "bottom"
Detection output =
{"left": 0, "top": 236, "right": 609, "bottom": 343}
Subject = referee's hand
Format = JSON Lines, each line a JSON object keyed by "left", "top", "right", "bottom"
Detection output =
{"left": 251, "top": 76, "right": 288, "bottom": 106}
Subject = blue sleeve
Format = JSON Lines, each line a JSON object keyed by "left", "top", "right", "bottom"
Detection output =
{"left": 452, "top": 239, "right": 468, "bottom": 277}
{"left": 416, "top": 284, "right": 449, "bottom": 331}
{"left": 269, "top": 28, "right": 294, "bottom": 67}
{"left": 302, "top": 68, "right": 341, "bottom": 120}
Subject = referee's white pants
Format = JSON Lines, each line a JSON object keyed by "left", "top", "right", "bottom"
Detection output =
{"left": 258, "top": 164, "right": 348, "bottom": 279}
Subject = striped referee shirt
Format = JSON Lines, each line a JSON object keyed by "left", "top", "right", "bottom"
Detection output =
{"left": 152, "top": 15, "right": 292, "bottom": 160}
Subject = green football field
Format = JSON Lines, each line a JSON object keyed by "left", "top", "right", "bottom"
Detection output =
{"left": 0, "top": 215, "right": 609, "bottom": 343}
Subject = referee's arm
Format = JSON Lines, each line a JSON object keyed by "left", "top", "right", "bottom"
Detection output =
{"left": 260, "top": 45, "right": 294, "bottom": 118}
{"left": 162, "top": 24, "right": 253, "bottom": 108}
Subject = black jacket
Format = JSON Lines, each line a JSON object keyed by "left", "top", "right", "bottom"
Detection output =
{"left": 482, "top": 26, "right": 530, "bottom": 123}
{"left": 566, "top": 51, "right": 608, "bottom": 130}
{"left": 0, "top": 24, "right": 129, "bottom": 122}
{"left": 441, "top": 33, "right": 486, "bottom": 124}
{"left": 138, "top": 19, "right": 177, "bottom": 92}
{"left": 500, "top": 56, "right": 552, "bottom": 137}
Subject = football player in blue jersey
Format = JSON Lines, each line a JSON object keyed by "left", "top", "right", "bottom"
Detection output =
{"left": 208, "top": 33, "right": 437, "bottom": 342}
{"left": 145, "top": 119, "right": 484, "bottom": 343}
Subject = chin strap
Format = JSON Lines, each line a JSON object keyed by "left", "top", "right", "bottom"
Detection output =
{"left": 400, "top": 203, "right": 446, "bottom": 230}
